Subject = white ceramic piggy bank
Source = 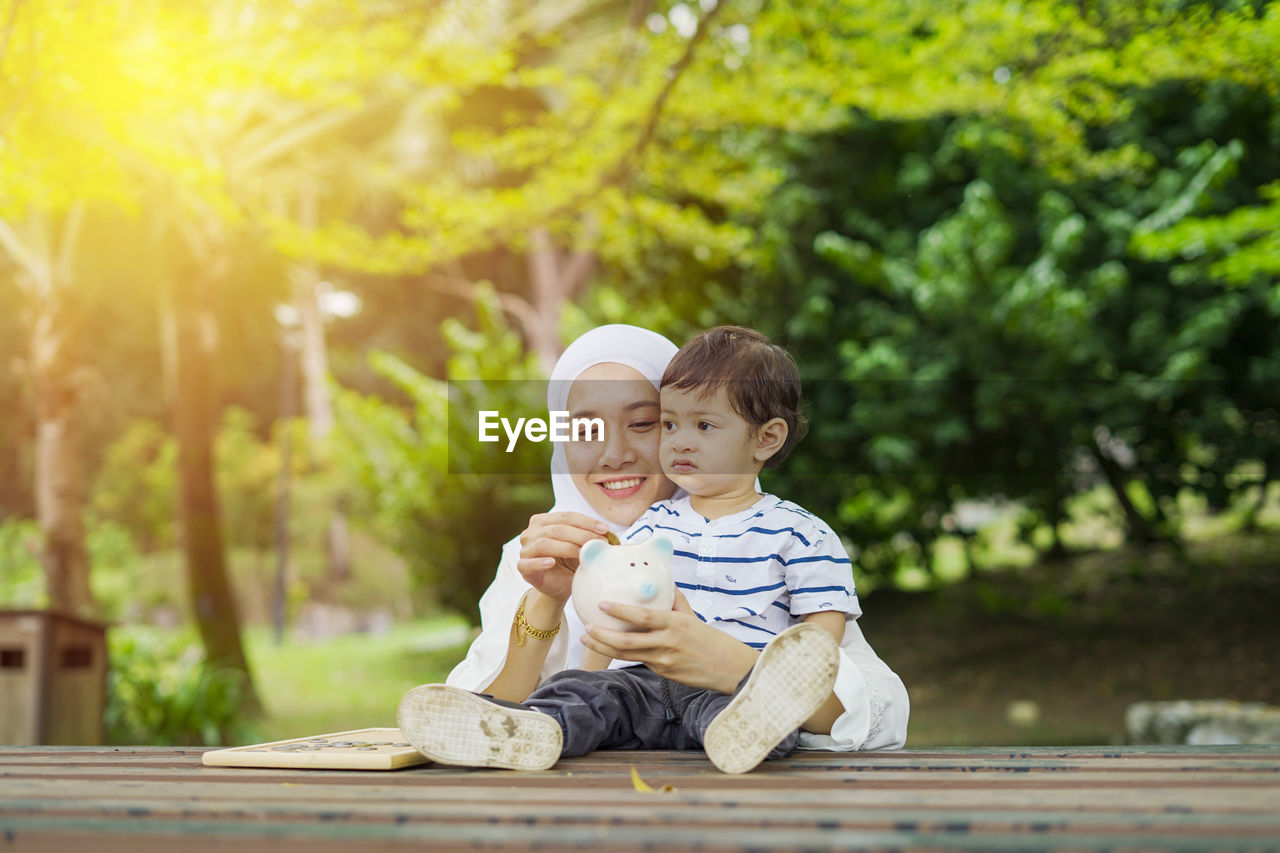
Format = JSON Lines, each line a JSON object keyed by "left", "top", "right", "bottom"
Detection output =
{"left": 572, "top": 535, "right": 675, "bottom": 632}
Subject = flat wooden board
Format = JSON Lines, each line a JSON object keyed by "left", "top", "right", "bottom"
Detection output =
{"left": 200, "top": 727, "right": 428, "bottom": 770}
{"left": 4, "top": 745, "right": 1279, "bottom": 851}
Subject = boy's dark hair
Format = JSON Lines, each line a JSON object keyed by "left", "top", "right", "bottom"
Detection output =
{"left": 661, "top": 326, "right": 808, "bottom": 468}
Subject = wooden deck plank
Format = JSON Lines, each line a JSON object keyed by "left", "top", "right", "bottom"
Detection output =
{"left": 6, "top": 775, "right": 1280, "bottom": 812}
{"left": 6, "top": 747, "right": 1280, "bottom": 771}
{"left": 7, "top": 765, "right": 1278, "bottom": 792}
{"left": 5, "top": 743, "right": 1277, "bottom": 754}
{"left": 2, "top": 746, "right": 1278, "bottom": 852}
{"left": 5, "top": 816, "right": 1280, "bottom": 853}
{"left": 6, "top": 793, "right": 1280, "bottom": 834}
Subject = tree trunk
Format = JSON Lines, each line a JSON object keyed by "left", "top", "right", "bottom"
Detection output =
{"left": 2, "top": 209, "right": 96, "bottom": 617}
{"left": 294, "top": 269, "right": 352, "bottom": 583}
{"left": 167, "top": 264, "right": 260, "bottom": 711}
{"left": 294, "top": 183, "right": 351, "bottom": 583}
{"left": 30, "top": 292, "right": 95, "bottom": 616}
{"left": 273, "top": 329, "right": 296, "bottom": 646}
{"left": 526, "top": 223, "right": 597, "bottom": 374}
{"left": 1089, "top": 437, "right": 1158, "bottom": 545}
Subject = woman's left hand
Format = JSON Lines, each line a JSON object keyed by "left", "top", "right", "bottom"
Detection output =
{"left": 579, "top": 590, "right": 759, "bottom": 694}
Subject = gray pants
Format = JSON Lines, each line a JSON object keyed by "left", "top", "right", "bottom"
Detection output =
{"left": 512, "top": 665, "right": 800, "bottom": 759}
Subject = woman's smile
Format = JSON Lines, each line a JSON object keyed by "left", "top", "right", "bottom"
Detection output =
{"left": 596, "top": 477, "right": 647, "bottom": 497}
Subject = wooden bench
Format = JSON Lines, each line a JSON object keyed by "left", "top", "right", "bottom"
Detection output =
{"left": 3, "top": 745, "right": 1278, "bottom": 850}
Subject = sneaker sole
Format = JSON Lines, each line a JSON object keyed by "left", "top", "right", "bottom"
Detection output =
{"left": 703, "top": 622, "right": 839, "bottom": 774}
{"left": 396, "top": 684, "right": 563, "bottom": 771}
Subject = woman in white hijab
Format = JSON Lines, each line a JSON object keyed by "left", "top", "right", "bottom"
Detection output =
{"left": 445, "top": 325, "right": 908, "bottom": 751}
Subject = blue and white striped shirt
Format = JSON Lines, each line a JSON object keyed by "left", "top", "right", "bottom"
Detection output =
{"left": 623, "top": 494, "right": 860, "bottom": 649}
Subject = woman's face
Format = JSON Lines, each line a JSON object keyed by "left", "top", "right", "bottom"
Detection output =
{"left": 564, "top": 362, "right": 676, "bottom": 527}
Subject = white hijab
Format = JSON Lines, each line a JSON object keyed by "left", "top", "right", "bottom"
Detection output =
{"left": 547, "top": 324, "right": 681, "bottom": 532}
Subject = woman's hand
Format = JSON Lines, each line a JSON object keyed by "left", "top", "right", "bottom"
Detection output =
{"left": 516, "top": 511, "right": 610, "bottom": 603}
{"left": 579, "top": 590, "right": 760, "bottom": 694}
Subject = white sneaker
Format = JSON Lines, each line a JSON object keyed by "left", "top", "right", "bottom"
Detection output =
{"left": 396, "top": 684, "right": 563, "bottom": 771}
{"left": 703, "top": 622, "right": 839, "bottom": 774}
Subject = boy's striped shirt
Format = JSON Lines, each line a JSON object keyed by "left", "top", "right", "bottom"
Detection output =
{"left": 624, "top": 494, "right": 859, "bottom": 649}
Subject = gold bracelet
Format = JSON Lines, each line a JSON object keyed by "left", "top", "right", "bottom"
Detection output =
{"left": 512, "top": 594, "right": 561, "bottom": 647}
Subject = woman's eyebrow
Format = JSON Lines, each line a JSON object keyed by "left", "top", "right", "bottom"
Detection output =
{"left": 571, "top": 400, "right": 658, "bottom": 419}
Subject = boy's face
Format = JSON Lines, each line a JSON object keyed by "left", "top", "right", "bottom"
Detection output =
{"left": 659, "top": 385, "right": 764, "bottom": 498}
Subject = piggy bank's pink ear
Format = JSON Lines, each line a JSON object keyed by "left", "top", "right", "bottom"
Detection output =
{"left": 580, "top": 539, "right": 609, "bottom": 565}
{"left": 651, "top": 535, "right": 674, "bottom": 563}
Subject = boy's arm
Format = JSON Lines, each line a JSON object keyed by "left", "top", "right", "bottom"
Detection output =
{"left": 798, "top": 610, "right": 847, "bottom": 734}
{"left": 801, "top": 609, "right": 846, "bottom": 645}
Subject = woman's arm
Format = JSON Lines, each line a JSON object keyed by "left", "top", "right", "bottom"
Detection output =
{"left": 577, "top": 647, "right": 613, "bottom": 671}
{"left": 480, "top": 589, "right": 569, "bottom": 701}
{"left": 447, "top": 511, "right": 609, "bottom": 702}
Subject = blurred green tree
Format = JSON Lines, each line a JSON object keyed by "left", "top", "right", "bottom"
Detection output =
{"left": 673, "top": 84, "right": 1279, "bottom": 583}
{"left": 333, "top": 288, "right": 551, "bottom": 620}
{"left": 585, "top": 2, "right": 1280, "bottom": 582}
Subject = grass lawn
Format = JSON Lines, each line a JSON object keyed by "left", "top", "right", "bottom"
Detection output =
{"left": 242, "top": 617, "right": 472, "bottom": 741}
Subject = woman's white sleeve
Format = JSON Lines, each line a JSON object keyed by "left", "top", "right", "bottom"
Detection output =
{"left": 445, "top": 539, "right": 574, "bottom": 693}
{"left": 796, "top": 618, "right": 909, "bottom": 751}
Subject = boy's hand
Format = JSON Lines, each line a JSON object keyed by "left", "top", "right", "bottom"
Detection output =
{"left": 580, "top": 594, "right": 759, "bottom": 694}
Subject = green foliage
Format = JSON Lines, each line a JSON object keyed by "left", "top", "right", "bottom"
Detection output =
{"left": 84, "top": 410, "right": 352, "bottom": 623}
{"left": 91, "top": 409, "right": 331, "bottom": 558}
{"left": 91, "top": 420, "right": 177, "bottom": 552}
{"left": 217, "top": 407, "right": 350, "bottom": 570}
{"left": 334, "top": 287, "right": 552, "bottom": 621}
{"left": 0, "top": 518, "right": 45, "bottom": 608}
{"left": 604, "top": 34, "right": 1280, "bottom": 583}
{"left": 86, "top": 520, "right": 143, "bottom": 620}
{"left": 215, "top": 407, "right": 283, "bottom": 554}
{"left": 0, "top": 514, "right": 176, "bottom": 620}
{"left": 1134, "top": 179, "right": 1280, "bottom": 283}
{"left": 104, "top": 626, "right": 257, "bottom": 746}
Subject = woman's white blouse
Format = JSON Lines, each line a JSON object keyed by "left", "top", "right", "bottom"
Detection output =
{"left": 446, "top": 536, "right": 910, "bottom": 751}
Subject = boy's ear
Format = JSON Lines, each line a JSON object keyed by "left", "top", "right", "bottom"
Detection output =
{"left": 753, "top": 418, "right": 788, "bottom": 463}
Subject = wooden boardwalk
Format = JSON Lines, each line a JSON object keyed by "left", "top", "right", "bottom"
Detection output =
{"left": 2, "top": 745, "right": 1279, "bottom": 851}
